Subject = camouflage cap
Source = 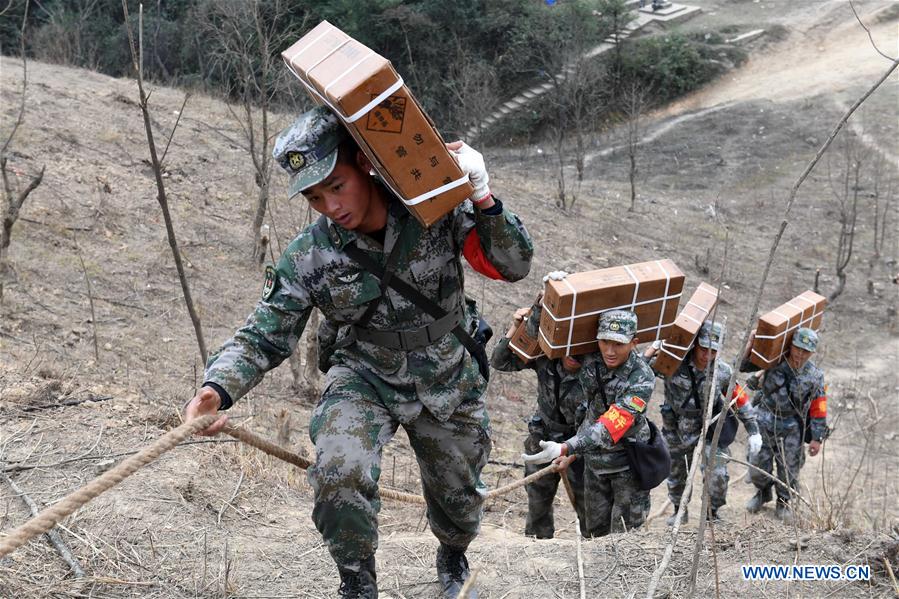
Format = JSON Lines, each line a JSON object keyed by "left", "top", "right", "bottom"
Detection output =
{"left": 697, "top": 320, "right": 724, "bottom": 351}
{"left": 596, "top": 309, "right": 638, "bottom": 343}
{"left": 272, "top": 106, "right": 348, "bottom": 199}
{"left": 792, "top": 327, "right": 819, "bottom": 352}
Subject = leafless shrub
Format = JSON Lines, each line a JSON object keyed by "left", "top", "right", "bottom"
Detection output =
{"left": 444, "top": 36, "right": 500, "bottom": 141}
{"left": 620, "top": 80, "right": 651, "bottom": 212}
{"left": 195, "top": 0, "right": 307, "bottom": 261}
{"left": 1, "top": 0, "right": 44, "bottom": 302}
{"left": 823, "top": 131, "right": 863, "bottom": 302}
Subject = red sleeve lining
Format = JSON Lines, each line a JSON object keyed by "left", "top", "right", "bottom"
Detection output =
{"left": 462, "top": 229, "right": 506, "bottom": 281}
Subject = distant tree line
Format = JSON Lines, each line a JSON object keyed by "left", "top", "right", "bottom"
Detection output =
{"left": 1, "top": 0, "right": 739, "bottom": 139}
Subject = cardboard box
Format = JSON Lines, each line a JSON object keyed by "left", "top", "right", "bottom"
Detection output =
{"left": 281, "top": 21, "right": 474, "bottom": 227}
{"left": 653, "top": 282, "right": 719, "bottom": 377}
{"left": 538, "top": 259, "right": 685, "bottom": 359}
{"left": 749, "top": 290, "right": 826, "bottom": 368}
{"left": 508, "top": 311, "right": 543, "bottom": 363}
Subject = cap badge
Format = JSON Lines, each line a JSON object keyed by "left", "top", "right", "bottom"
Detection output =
{"left": 288, "top": 151, "right": 305, "bottom": 171}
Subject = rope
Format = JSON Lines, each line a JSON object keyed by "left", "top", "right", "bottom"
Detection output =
{"left": 223, "top": 424, "right": 565, "bottom": 503}
{"left": 0, "top": 414, "right": 218, "bottom": 558}
{"left": 221, "top": 425, "right": 426, "bottom": 505}
{"left": 0, "top": 417, "right": 568, "bottom": 556}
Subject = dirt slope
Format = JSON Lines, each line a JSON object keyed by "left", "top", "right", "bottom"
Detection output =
{"left": 1, "top": 1, "right": 897, "bottom": 597}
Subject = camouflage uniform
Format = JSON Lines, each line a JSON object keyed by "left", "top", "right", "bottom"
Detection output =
{"left": 563, "top": 311, "right": 656, "bottom": 537}
{"left": 652, "top": 356, "right": 758, "bottom": 512}
{"left": 490, "top": 305, "right": 587, "bottom": 538}
{"left": 204, "top": 110, "right": 534, "bottom": 567}
{"left": 744, "top": 355, "right": 827, "bottom": 505}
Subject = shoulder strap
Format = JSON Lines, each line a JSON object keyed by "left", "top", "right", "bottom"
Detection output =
{"left": 596, "top": 368, "right": 610, "bottom": 408}
{"left": 341, "top": 238, "right": 489, "bottom": 381}
{"left": 551, "top": 365, "right": 576, "bottom": 411}
{"left": 686, "top": 364, "right": 703, "bottom": 410}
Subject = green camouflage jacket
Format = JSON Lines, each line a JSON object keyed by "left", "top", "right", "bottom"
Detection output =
{"left": 205, "top": 195, "right": 533, "bottom": 422}
{"left": 752, "top": 359, "right": 828, "bottom": 442}
{"left": 565, "top": 350, "right": 656, "bottom": 469}
{"left": 652, "top": 357, "right": 759, "bottom": 450}
{"left": 490, "top": 303, "right": 587, "bottom": 440}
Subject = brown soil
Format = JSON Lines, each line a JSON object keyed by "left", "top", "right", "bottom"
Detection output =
{"left": 1, "top": 1, "right": 897, "bottom": 597}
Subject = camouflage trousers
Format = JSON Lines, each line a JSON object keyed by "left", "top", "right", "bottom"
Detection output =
{"left": 524, "top": 451, "right": 586, "bottom": 538}
{"left": 307, "top": 366, "right": 491, "bottom": 565}
{"left": 582, "top": 458, "right": 650, "bottom": 537}
{"left": 750, "top": 421, "right": 804, "bottom": 504}
{"left": 668, "top": 443, "right": 731, "bottom": 510}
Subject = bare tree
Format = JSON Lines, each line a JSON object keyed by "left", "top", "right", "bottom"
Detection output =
{"left": 870, "top": 152, "right": 894, "bottom": 262}
{"left": 1, "top": 0, "right": 44, "bottom": 302}
{"left": 444, "top": 36, "right": 500, "bottom": 141}
{"left": 122, "top": 2, "right": 207, "bottom": 361}
{"left": 540, "top": 3, "right": 617, "bottom": 210}
{"left": 30, "top": 0, "right": 102, "bottom": 69}
{"left": 197, "top": 0, "right": 305, "bottom": 260}
{"left": 621, "top": 80, "right": 650, "bottom": 212}
{"left": 823, "top": 132, "right": 863, "bottom": 302}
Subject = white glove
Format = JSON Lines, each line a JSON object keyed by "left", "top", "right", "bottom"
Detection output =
{"left": 450, "top": 142, "right": 490, "bottom": 201}
{"left": 542, "top": 270, "right": 569, "bottom": 283}
{"left": 522, "top": 440, "right": 564, "bottom": 465}
{"left": 748, "top": 433, "right": 762, "bottom": 458}
{"left": 652, "top": 340, "right": 663, "bottom": 350}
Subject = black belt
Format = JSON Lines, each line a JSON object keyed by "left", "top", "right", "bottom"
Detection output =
{"left": 349, "top": 306, "right": 463, "bottom": 351}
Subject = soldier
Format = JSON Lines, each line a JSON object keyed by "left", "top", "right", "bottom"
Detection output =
{"left": 643, "top": 321, "right": 762, "bottom": 523}
{"left": 522, "top": 309, "right": 656, "bottom": 537}
{"left": 490, "top": 297, "right": 587, "bottom": 538}
{"left": 741, "top": 327, "right": 828, "bottom": 522}
{"left": 182, "top": 106, "right": 533, "bottom": 598}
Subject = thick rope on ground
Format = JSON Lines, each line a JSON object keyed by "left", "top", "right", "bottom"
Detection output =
{"left": 0, "top": 414, "right": 218, "bottom": 558}
{"left": 222, "top": 424, "right": 427, "bottom": 504}
{"left": 0, "top": 417, "right": 567, "bottom": 556}
{"left": 222, "top": 425, "right": 566, "bottom": 505}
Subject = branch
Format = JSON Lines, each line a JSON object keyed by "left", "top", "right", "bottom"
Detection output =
{"left": 122, "top": 1, "right": 207, "bottom": 362}
{"left": 1, "top": 0, "right": 30, "bottom": 157}
{"left": 646, "top": 233, "right": 729, "bottom": 599}
{"left": 2, "top": 471, "right": 86, "bottom": 577}
{"left": 848, "top": 0, "right": 895, "bottom": 61}
{"left": 159, "top": 93, "right": 190, "bottom": 166}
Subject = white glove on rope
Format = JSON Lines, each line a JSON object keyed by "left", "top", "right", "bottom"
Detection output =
{"left": 542, "top": 270, "right": 569, "bottom": 283}
{"left": 450, "top": 142, "right": 490, "bottom": 201}
{"left": 522, "top": 440, "right": 564, "bottom": 465}
{"left": 748, "top": 433, "right": 763, "bottom": 459}
{"left": 652, "top": 340, "right": 663, "bottom": 350}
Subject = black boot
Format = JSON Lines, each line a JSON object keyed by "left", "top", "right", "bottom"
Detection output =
{"left": 337, "top": 556, "right": 377, "bottom": 599}
{"left": 436, "top": 544, "right": 475, "bottom": 598}
{"left": 746, "top": 485, "right": 773, "bottom": 513}
{"left": 775, "top": 500, "right": 793, "bottom": 523}
{"left": 666, "top": 505, "right": 688, "bottom": 526}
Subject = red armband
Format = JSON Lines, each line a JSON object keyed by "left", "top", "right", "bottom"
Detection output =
{"left": 732, "top": 383, "right": 750, "bottom": 408}
{"left": 462, "top": 229, "right": 505, "bottom": 281}
{"left": 809, "top": 395, "right": 827, "bottom": 418}
{"left": 597, "top": 405, "right": 635, "bottom": 444}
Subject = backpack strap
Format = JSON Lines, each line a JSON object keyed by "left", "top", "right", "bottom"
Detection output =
{"left": 318, "top": 215, "right": 489, "bottom": 380}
